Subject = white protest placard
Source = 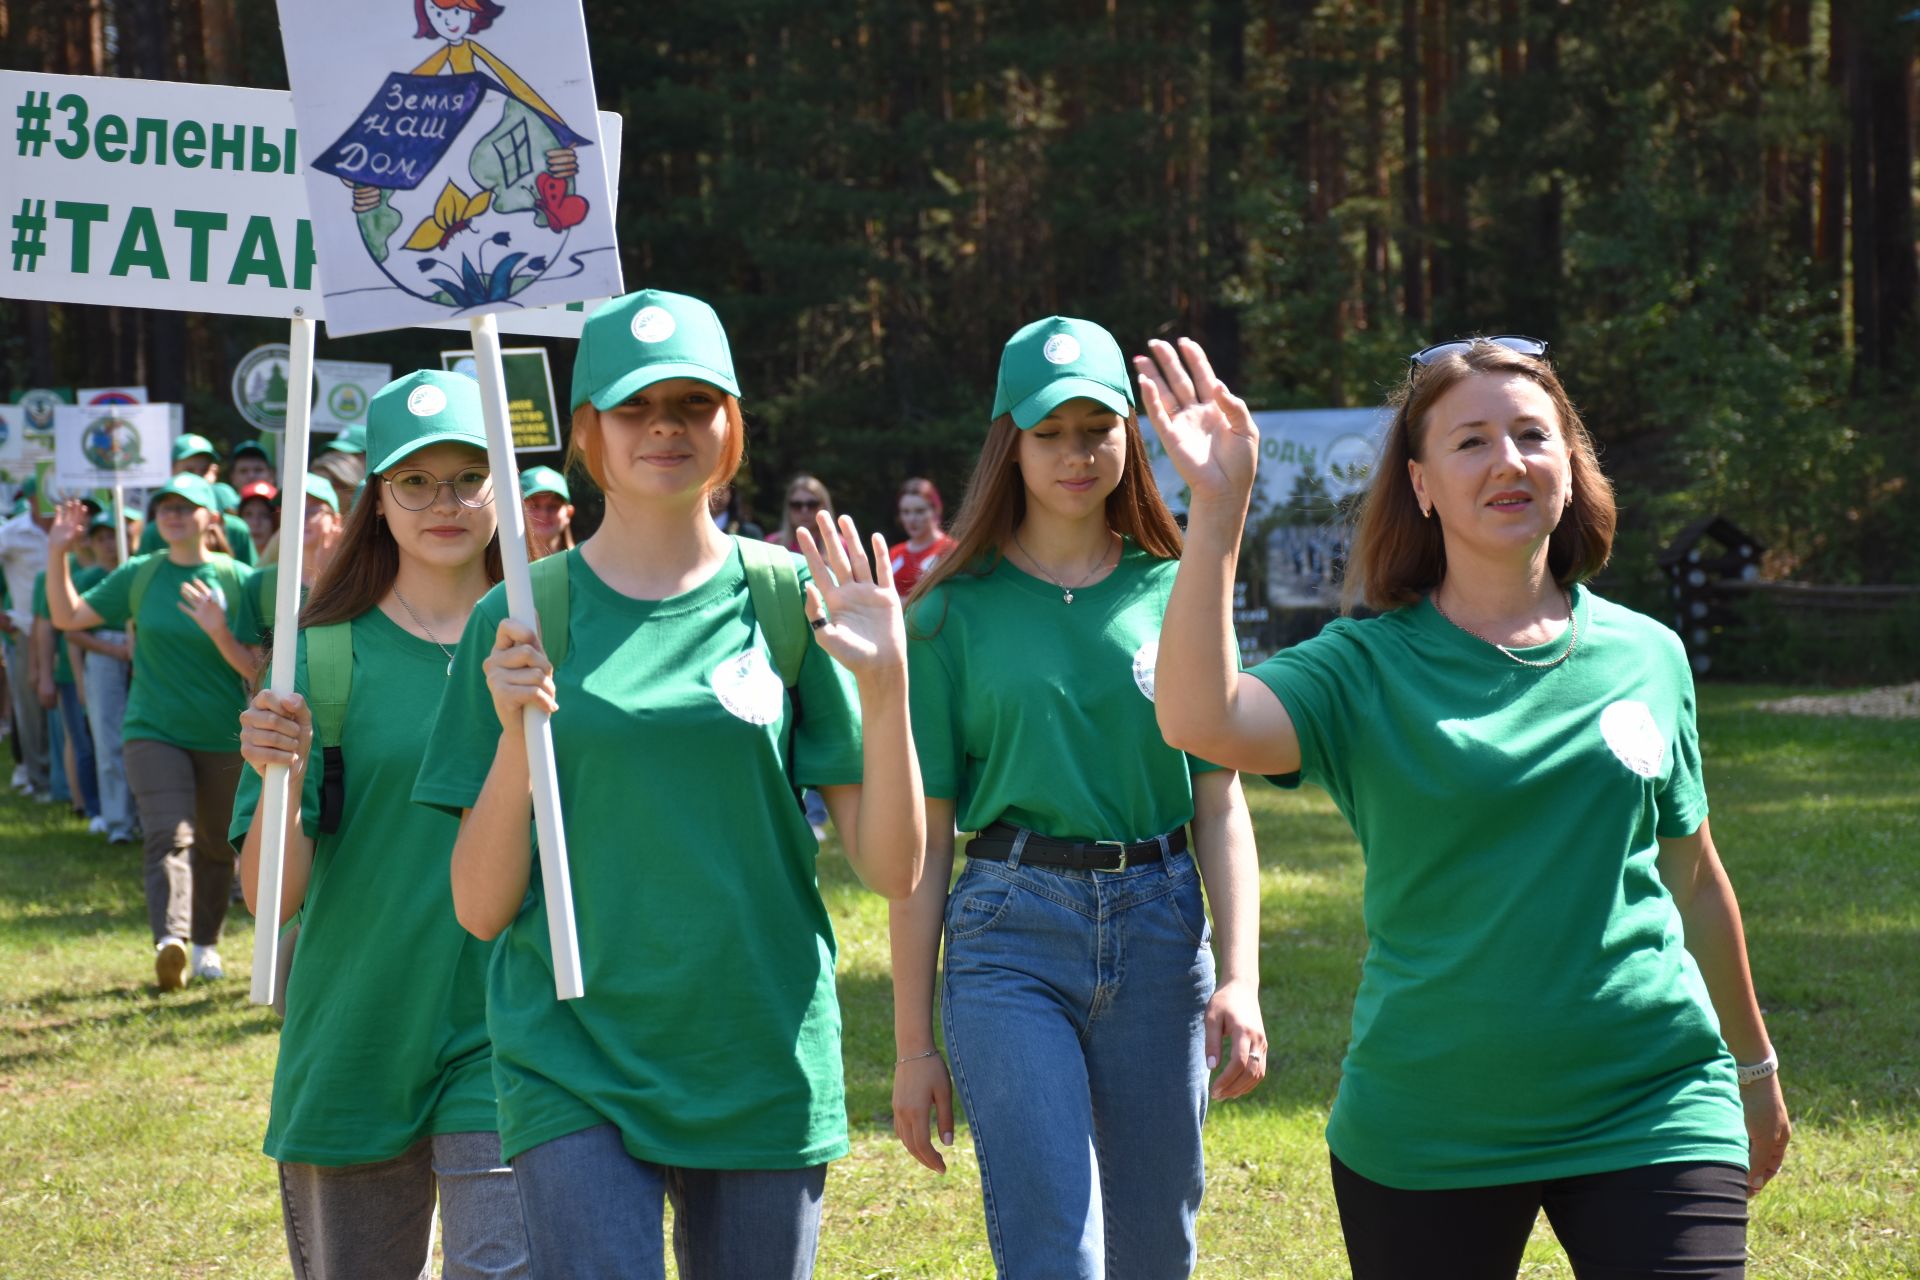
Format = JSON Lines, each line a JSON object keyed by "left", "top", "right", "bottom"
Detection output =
{"left": 313, "top": 359, "right": 392, "bottom": 433}
{"left": 0, "top": 70, "right": 614, "bottom": 338}
{"left": 54, "top": 404, "right": 173, "bottom": 490}
{"left": 76, "top": 385, "right": 148, "bottom": 406}
{"left": 275, "top": 0, "right": 623, "bottom": 338}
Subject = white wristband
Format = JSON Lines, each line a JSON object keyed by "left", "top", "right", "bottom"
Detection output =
{"left": 1735, "top": 1050, "right": 1779, "bottom": 1087}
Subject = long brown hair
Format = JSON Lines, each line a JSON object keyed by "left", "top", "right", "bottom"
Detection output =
{"left": 1343, "top": 341, "right": 1616, "bottom": 613}
{"left": 299, "top": 475, "right": 503, "bottom": 630}
{"left": 908, "top": 410, "right": 1184, "bottom": 627}
{"left": 203, "top": 518, "right": 232, "bottom": 557}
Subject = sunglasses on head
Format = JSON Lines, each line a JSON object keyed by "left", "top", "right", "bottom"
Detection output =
{"left": 1408, "top": 335, "right": 1549, "bottom": 373}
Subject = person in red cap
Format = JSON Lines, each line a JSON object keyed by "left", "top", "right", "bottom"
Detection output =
{"left": 237, "top": 481, "right": 279, "bottom": 553}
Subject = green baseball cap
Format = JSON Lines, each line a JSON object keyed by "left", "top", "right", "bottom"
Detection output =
{"left": 231, "top": 439, "right": 273, "bottom": 464}
{"left": 172, "top": 433, "right": 218, "bottom": 463}
{"left": 366, "top": 370, "right": 488, "bottom": 475}
{"left": 520, "top": 466, "right": 571, "bottom": 502}
{"left": 276, "top": 473, "right": 341, "bottom": 514}
{"left": 572, "top": 289, "right": 741, "bottom": 412}
{"left": 211, "top": 481, "right": 242, "bottom": 514}
{"left": 991, "top": 316, "right": 1135, "bottom": 429}
{"left": 147, "top": 472, "right": 219, "bottom": 513}
{"left": 324, "top": 423, "right": 367, "bottom": 456}
{"left": 88, "top": 512, "right": 115, "bottom": 532}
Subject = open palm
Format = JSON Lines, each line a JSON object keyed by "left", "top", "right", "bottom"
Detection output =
{"left": 1133, "top": 337, "right": 1261, "bottom": 505}
{"left": 795, "top": 513, "right": 907, "bottom": 680}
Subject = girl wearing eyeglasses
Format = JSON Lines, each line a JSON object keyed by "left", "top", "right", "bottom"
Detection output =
{"left": 227, "top": 369, "right": 527, "bottom": 1280}
{"left": 888, "top": 317, "right": 1265, "bottom": 1278}
{"left": 1144, "top": 336, "right": 1789, "bottom": 1280}
{"left": 415, "top": 289, "right": 924, "bottom": 1280}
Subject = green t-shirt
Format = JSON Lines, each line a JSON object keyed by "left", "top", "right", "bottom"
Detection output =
{"left": 1247, "top": 585, "right": 1745, "bottom": 1190}
{"left": 231, "top": 564, "right": 308, "bottom": 647}
{"left": 230, "top": 608, "right": 498, "bottom": 1165}
{"left": 31, "top": 567, "right": 89, "bottom": 685}
{"left": 413, "top": 543, "right": 865, "bottom": 1168}
{"left": 138, "top": 511, "right": 256, "bottom": 565}
{"left": 906, "top": 543, "right": 1217, "bottom": 840}
{"left": 81, "top": 553, "right": 249, "bottom": 752}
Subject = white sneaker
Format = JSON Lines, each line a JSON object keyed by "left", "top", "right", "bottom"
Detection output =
{"left": 191, "top": 945, "right": 225, "bottom": 981}
{"left": 155, "top": 937, "right": 190, "bottom": 991}
{"left": 10, "top": 765, "right": 28, "bottom": 792}
{"left": 87, "top": 816, "right": 108, "bottom": 835}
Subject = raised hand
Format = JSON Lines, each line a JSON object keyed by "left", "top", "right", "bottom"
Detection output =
{"left": 1133, "top": 337, "right": 1261, "bottom": 507}
{"left": 794, "top": 511, "right": 906, "bottom": 683}
{"left": 48, "top": 499, "right": 90, "bottom": 555}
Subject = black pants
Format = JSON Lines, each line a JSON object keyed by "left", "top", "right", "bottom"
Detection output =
{"left": 1330, "top": 1152, "right": 1748, "bottom": 1280}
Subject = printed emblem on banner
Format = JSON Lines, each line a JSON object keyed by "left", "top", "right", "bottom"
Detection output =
{"left": 232, "top": 346, "right": 294, "bottom": 432}
{"left": 1132, "top": 640, "right": 1159, "bottom": 702}
{"left": 1599, "top": 700, "right": 1664, "bottom": 778}
{"left": 20, "top": 390, "right": 64, "bottom": 435}
{"left": 328, "top": 383, "right": 370, "bottom": 422}
{"left": 1043, "top": 334, "right": 1081, "bottom": 365}
{"left": 631, "top": 306, "right": 676, "bottom": 344}
{"left": 712, "top": 647, "right": 784, "bottom": 726}
{"left": 408, "top": 385, "right": 449, "bottom": 417}
{"left": 81, "top": 414, "right": 147, "bottom": 471}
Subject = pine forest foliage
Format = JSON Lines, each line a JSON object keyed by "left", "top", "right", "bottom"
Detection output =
{"left": 2, "top": 0, "right": 1915, "bottom": 587}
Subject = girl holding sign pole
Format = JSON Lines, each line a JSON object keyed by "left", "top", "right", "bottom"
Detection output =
{"left": 232, "top": 369, "right": 527, "bottom": 1280}
{"left": 888, "top": 317, "right": 1265, "bottom": 1278}
{"left": 415, "top": 289, "right": 924, "bottom": 1280}
{"left": 46, "top": 475, "right": 251, "bottom": 990}
{"left": 1140, "top": 336, "right": 1788, "bottom": 1279}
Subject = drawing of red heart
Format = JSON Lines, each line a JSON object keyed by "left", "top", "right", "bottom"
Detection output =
{"left": 535, "top": 173, "right": 589, "bottom": 231}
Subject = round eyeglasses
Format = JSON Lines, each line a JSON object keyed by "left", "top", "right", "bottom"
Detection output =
{"left": 383, "top": 468, "right": 494, "bottom": 512}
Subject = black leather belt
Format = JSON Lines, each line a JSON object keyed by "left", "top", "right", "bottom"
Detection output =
{"left": 964, "top": 821, "right": 1187, "bottom": 872}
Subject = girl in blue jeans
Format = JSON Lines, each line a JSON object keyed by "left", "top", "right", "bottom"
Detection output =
{"left": 889, "top": 317, "right": 1267, "bottom": 1279}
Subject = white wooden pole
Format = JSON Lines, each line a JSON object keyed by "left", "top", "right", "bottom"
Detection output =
{"left": 469, "top": 313, "right": 584, "bottom": 1000}
{"left": 249, "top": 313, "right": 316, "bottom": 1007}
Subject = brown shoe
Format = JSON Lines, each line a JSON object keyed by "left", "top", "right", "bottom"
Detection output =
{"left": 155, "top": 938, "right": 189, "bottom": 991}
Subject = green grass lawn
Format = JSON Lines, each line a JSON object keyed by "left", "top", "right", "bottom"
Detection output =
{"left": 1, "top": 686, "right": 1915, "bottom": 1277}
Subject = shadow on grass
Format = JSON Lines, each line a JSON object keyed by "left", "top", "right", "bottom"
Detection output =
{"left": 0, "top": 978, "right": 279, "bottom": 1075}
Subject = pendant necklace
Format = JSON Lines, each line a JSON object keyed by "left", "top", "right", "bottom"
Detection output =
{"left": 1013, "top": 531, "right": 1115, "bottom": 605}
{"left": 1430, "top": 586, "right": 1579, "bottom": 669}
{"left": 393, "top": 586, "right": 459, "bottom": 675}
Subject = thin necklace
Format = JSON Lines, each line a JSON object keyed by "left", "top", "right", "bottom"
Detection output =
{"left": 392, "top": 585, "right": 458, "bottom": 674}
{"left": 1012, "top": 530, "right": 1115, "bottom": 604}
{"left": 1430, "top": 586, "right": 1579, "bottom": 669}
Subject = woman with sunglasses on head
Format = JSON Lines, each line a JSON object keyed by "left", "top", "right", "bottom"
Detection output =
{"left": 1144, "top": 335, "right": 1789, "bottom": 1280}
{"left": 230, "top": 370, "right": 527, "bottom": 1280}
{"left": 415, "top": 289, "right": 924, "bottom": 1280}
{"left": 889, "top": 317, "right": 1265, "bottom": 1279}
{"left": 47, "top": 475, "right": 252, "bottom": 989}
{"left": 768, "top": 473, "right": 834, "bottom": 553}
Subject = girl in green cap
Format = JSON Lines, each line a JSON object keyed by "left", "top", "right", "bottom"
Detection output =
{"left": 889, "top": 316, "right": 1265, "bottom": 1277}
{"left": 45, "top": 477, "right": 252, "bottom": 990}
{"left": 1142, "top": 337, "right": 1787, "bottom": 1279}
{"left": 416, "top": 288, "right": 925, "bottom": 1280}
{"left": 230, "top": 369, "right": 529, "bottom": 1280}
{"left": 519, "top": 465, "right": 574, "bottom": 561}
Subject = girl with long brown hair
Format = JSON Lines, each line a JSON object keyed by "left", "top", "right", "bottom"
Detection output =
{"left": 890, "top": 316, "right": 1266, "bottom": 1277}
{"left": 1146, "top": 335, "right": 1788, "bottom": 1280}
{"left": 230, "top": 369, "right": 527, "bottom": 1280}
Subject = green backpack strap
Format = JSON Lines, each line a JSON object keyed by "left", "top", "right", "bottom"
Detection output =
{"left": 530, "top": 551, "right": 569, "bottom": 667}
{"left": 305, "top": 620, "right": 353, "bottom": 834}
{"left": 256, "top": 564, "right": 280, "bottom": 629}
{"left": 127, "top": 554, "right": 165, "bottom": 617}
{"left": 736, "top": 535, "right": 806, "bottom": 688}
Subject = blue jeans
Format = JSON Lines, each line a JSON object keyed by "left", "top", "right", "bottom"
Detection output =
{"left": 510, "top": 1124, "right": 825, "bottom": 1280}
{"left": 45, "top": 701, "right": 67, "bottom": 803}
{"left": 82, "top": 646, "right": 134, "bottom": 839}
{"left": 56, "top": 682, "right": 99, "bottom": 817}
{"left": 942, "top": 847, "right": 1215, "bottom": 1280}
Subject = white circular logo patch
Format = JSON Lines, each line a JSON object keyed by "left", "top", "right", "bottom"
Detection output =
{"left": 406, "top": 384, "right": 447, "bottom": 417}
{"left": 1600, "top": 700, "right": 1665, "bottom": 778}
{"left": 1132, "top": 640, "right": 1159, "bottom": 702}
{"left": 712, "top": 647, "right": 784, "bottom": 726}
{"left": 1042, "top": 334, "right": 1081, "bottom": 365}
{"left": 631, "top": 306, "right": 677, "bottom": 344}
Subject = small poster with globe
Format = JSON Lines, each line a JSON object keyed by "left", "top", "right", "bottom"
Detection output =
{"left": 54, "top": 404, "right": 173, "bottom": 491}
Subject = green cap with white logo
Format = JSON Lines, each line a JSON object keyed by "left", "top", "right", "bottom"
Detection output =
{"left": 172, "top": 433, "right": 218, "bottom": 463}
{"left": 148, "top": 472, "right": 220, "bottom": 514}
{"left": 520, "top": 466, "right": 571, "bottom": 502}
{"left": 365, "top": 371, "right": 489, "bottom": 475}
{"left": 571, "top": 289, "right": 741, "bottom": 412}
{"left": 280, "top": 473, "right": 341, "bottom": 515}
{"left": 211, "top": 481, "right": 242, "bottom": 514}
{"left": 991, "top": 316, "right": 1135, "bottom": 430}
{"left": 324, "top": 424, "right": 367, "bottom": 456}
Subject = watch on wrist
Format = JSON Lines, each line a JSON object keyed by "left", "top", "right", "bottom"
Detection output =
{"left": 1735, "top": 1050, "right": 1779, "bottom": 1087}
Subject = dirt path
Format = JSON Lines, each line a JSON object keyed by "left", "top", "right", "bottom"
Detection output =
{"left": 1755, "top": 683, "right": 1920, "bottom": 719}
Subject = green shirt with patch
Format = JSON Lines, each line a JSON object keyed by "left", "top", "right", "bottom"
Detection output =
{"left": 230, "top": 608, "right": 498, "bottom": 1165}
{"left": 906, "top": 543, "right": 1217, "bottom": 841}
{"left": 81, "top": 553, "right": 249, "bottom": 752}
{"left": 413, "top": 544, "right": 864, "bottom": 1168}
{"left": 1247, "top": 585, "right": 1745, "bottom": 1190}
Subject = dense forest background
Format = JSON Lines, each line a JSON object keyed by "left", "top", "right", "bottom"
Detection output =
{"left": 2, "top": 0, "right": 1915, "bottom": 594}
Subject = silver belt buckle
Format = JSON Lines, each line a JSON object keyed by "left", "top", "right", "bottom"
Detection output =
{"left": 1090, "top": 840, "right": 1129, "bottom": 873}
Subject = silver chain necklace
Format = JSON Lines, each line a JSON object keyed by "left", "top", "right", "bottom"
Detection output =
{"left": 392, "top": 586, "right": 458, "bottom": 674}
{"left": 1012, "top": 531, "right": 1115, "bottom": 604}
{"left": 1430, "top": 587, "right": 1579, "bottom": 669}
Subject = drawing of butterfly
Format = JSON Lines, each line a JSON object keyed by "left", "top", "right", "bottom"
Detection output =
{"left": 404, "top": 180, "right": 495, "bottom": 252}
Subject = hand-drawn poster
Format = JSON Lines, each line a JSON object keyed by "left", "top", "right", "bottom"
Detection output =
{"left": 276, "top": 0, "right": 623, "bottom": 337}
